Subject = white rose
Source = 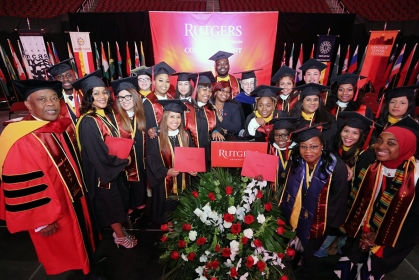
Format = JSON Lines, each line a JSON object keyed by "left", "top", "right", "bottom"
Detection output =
{"left": 243, "top": 228, "right": 253, "bottom": 239}
{"left": 257, "top": 214, "right": 266, "bottom": 224}
{"left": 230, "top": 240, "right": 240, "bottom": 252}
{"left": 228, "top": 206, "right": 237, "bottom": 214}
{"left": 223, "top": 221, "right": 232, "bottom": 228}
{"left": 189, "top": 230, "right": 197, "bottom": 241}
{"left": 195, "top": 266, "right": 204, "bottom": 275}
{"left": 199, "top": 254, "right": 208, "bottom": 263}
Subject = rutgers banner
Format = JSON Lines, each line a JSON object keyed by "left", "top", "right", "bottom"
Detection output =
{"left": 360, "top": 30, "right": 399, "bottom": 91}
{"left": 69, "top": 32, "right": 95, "bottom": 77}
{"left": 18, "top": 30, "right": 50, "bottom": 80}
{"left": 149, "top": 12, "right": 278, "bottom": 85}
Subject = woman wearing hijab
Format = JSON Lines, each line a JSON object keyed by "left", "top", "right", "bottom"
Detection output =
{"left": 271, "top": 66, "right": 299, "bottom": 113}
{"left": 335, "top": 116, "right": 419, "bottom": 280}
{"left": 74, "top": 70, "right": 136, "bottom": 248}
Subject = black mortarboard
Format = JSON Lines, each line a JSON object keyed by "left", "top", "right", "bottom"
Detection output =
{"left": 157, "top": 99, "right": 187, "bottom": 113}
{"left": 388, "top": 115, "right": 419, "bottom": 156}
{"left": 110, "top": 76, "right": 139, "bottom": 94}
{"left": 338, "top": 111, "right": 381, "bottom": 133}
{"left": 145, "top": 61, "right": 176, "bottom": 76}
{"left": 292, "top": 123, "right": 326, "bottom": 142}
{"left": 251, "top": 85, "right": 283, "bottom": 98}
{"left": 330, "top": 73, "right": 366, "bottom": 86}
{"left": 233, "top": 69, "right": 263, "bottom": 80}
{"left": 299, "top": 58, "right": 327, "bottom": 72}
{"left": 271, "top": 66, "right": 296, "bottom": 84}
{"left": 384, "top": 84, "right": 419, "bottom": 100}
{"left": 294, "top": 83, "right": 330, "bottom": 98}
{"left": 131, "top": 66, "right": 150, "bottom": 77}
{"left": 72, "top": 70, "right": 105, "bottom": 94}
{"left": 47, "top": 58, "right": 74, "bottom": 77}
{"left": 12, "top": 79, "right": 63, "bottom": 100}
{"left": 272, "top": 117, "right": 299, "bottom": 130}
{"left": 173, "top": 72, "right": 193, "bottom": 82}
{"left": 208, "top": 51, "right": 233, "bottom": 61}
{"left": 192, "top": 71, "right": 216, "bottom": 84}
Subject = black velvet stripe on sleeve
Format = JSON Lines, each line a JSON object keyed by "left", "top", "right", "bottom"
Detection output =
{"left": 2, "top": 171, "right": 44, "bottom": 184}
{"left": 3, "top": 184, "right": 48, "bottom": 198}
{"left": 5, "top": 197, "right": 51, "bottom": 212}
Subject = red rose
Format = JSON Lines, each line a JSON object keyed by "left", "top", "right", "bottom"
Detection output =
{"left": 215, "top": 244, "right": 221, "bottom": 252}
{"left": 171, "top": 250, "right": 180, "bottom": 260}
{"left": 225, "top": 186, "right": 233, "bottom": 195}
{"left": 253, "top": 239, "right": 263, "bottom": 247}
{"left": 196, "top": 237, "right": 207, "bottom": 246}
{"left": 256, "top": 190, "right": 263, "bottom": 199}
{"left": 264, "top": 202, "right": 273, "bottom": 211}
{"left": 241, "top": 236, "right": 249, "bottom": 244}
{"left": 230, "top": 267, "right": 238, "bottom": 278}
{"left": 160, "top": 234, "right": 168, "bottom": 242}
{"left": 280, "top": 275, "right": 289, "bottom": 280}
{"left": 224, "top": 213, "right": 234, "bottom": 223}
{"left": 257, "top": 260, "right": 266, "bottom": 272}
{"left": 277, "top": 252, "right": 284, "bottom": 258}
{"left": 178, "top": 240, "right": 186, "bottom": 248}
{"left": 277, "top": 226, "right": 285, "bottom": 235}
{"left": 286, "top": 248, "right": 296, "bottom": 257}
{"left": 187, "top": 252, "right": 196, "bottom": 261}
{"left": 161, "top": 224, "right": 169, "bottom": 231}
{"left": 208, "top": 192, "right": 216, "bottom": 201}
{"left": 192, "top": 191, "right": 199, "bottom": 198}
{"left": 244, "top": 214, "right": 255, "bottom": 225}
{"left": 182, "top": 223, "right": 192, "bottom": 231}
{"left": 277, "top": 218, "right": 285, "bottom": 226}
{"left": 210, "top": 259, "right": 220, "bottom": 269}
{"left": 222, "top": 247, "right": 231, "bottom": 257}
{"left": 231, "top": 223, "right": 241, "bottom": 234}
{"left": 246, "top": 256, "right": 254, "bottom": 268}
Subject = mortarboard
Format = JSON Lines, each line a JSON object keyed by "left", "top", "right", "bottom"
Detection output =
{"left": 338, "top": 111, "right": 381, "bottom": 133}
{"left": 110, "top": 76, "right": 139, "bottom": 94}
{"left": 233, "top": 69, "right": 263, "bottom": 80}
{"left": 47, "top": 58, "right": 74, "bottom": 77}
{"left": 271, "top": 66, "right": 296, "bottom": 84}
{"left": 330, "top": 73, "right": 366, "bottom": 86}
{"left": 294, "top": 83, "right": 330, "bottom": 98}
{"left": 299, "top": 58, "right": 327, "bottom": 72}
{"left": 131, "top": 66, "right": 150, "bottom": 77}
{"left": 157, "top": 99, "right": 187, "bottom": 113}
{"left": 12, "top": 79, "right": 63, "bottom": 100}
{"left": 145, "top": 61, "right": 176, "bottom": 76}
{"left": 384, "top": 84, "right": 419, "bottom": 100}
{"left": 208, "top": 51, "right": 234, "bottom": 61}
{"left": 292, "top": 123, "right": 326, "bottom": 142}
{"left": 72, "top": 69, "right": 105, "bottom": 94}
{"left": 173, "top": 72, "right": 193, "bottom": 82}
{"left": 192, "top": 71, "right": 216, "bottom": 84}
{"left": 272, "top": 117, "right": 300, "bottom": 130}
{"left": 251, "top": 85, "right": 283, "bottom": 98}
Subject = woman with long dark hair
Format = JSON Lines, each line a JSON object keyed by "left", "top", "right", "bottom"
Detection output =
{"left": 271, "top": 65, "right": 299, "bottom": 113}
{"left": 74, "top": 70, "right": 136, "bottom": 248}
{"left": 173, "top": 72, "right": 194, "bottom": 102}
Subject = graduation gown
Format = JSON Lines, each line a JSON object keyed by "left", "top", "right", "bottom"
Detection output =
{"left": 78, "top": 112, "right": 129, "bottom": 228}
{"left": 276, "top": 93, "right": 299, "bottom": 113}
{"left": 234, "top": 92, "right": 255, "bottom": 126}
{"left": 143, "top": 92, "right": 174, "bottom": 130}
{"left": 243, "top": 110, "right": 287, "bottom": 141}
{"left": 0, "top": 117, "right": 93, "bottom": 275}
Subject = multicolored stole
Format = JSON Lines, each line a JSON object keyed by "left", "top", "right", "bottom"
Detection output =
{"left": 282, "top": 154, "right": 337, "bottom": 243}
{"left": 184, "top": 103, "right": 216, "bottom": 147}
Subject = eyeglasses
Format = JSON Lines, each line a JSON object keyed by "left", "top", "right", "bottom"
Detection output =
{"left": 138, "top": 78, "right": 151, "bottom": 83}
{"left": 220, "top": 88, "right": 231, "bottom": 94}
{"left": 300, "top": 145, "right": 320, "bottom": 151}
{"left": 274, "top": 134, "right": 289, "bottom": 139}
{"left": 117, "top": 95, "right": 133, "bottom": 102}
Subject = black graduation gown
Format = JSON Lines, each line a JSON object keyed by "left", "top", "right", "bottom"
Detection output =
{"left": 243, "top": 110, "right": 287, "bottom": 141}
{"left": 78, "top": 115, "right": 129, "bottom": 228}
{"left": 130, "top": 120, "right": 147, "bottom": 208}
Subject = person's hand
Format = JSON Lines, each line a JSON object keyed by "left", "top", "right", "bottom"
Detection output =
{"left": 254, "top": 174, "right": 264, "bottom": 181}
{"left": 167, "top": 168, "right": 180, "bottom": 177}
{"left": 359, "top": 231, "right": 377, "bottom": 251}
{"left": 127, "top": 155, "right": 132, "bottom": 166}
{"left": 40, "top": 222, "right": 58, "bottom": 237}
{"left": 346, "top": 164, "right": 354, "bottom": 181}
{"left": 188, "top": 171, "right": 198, "bottom": 176}
{"left": 212, "top": 131, "right": 225, "bottom": 141}
{"left": 255, "top": 117, "right": 266, "bottom": 127}
{"left": 148, "top": 127, "right": 158, "bottom": 139}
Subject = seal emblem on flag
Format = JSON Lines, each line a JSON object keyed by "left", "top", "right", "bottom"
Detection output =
{"left": 77, "top": 38, "right": 85, "bottom": 45}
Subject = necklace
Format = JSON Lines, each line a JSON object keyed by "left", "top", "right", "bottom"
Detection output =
{"left": 215, "top": 103, "right": 224, "bottom": 120}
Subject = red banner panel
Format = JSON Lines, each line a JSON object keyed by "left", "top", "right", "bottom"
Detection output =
{"left": 211, "top": 142, "right": 268, "bottom": 167}
{"left": 149, "top": 12, "right": 279, "bottom": 85}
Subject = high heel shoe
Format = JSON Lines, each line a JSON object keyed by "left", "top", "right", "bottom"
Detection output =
{"left": 113, "top": 229, "right": 136, "bottom": 241}
{"left": 114, "top": 235, "right": 137, "bottom": 248}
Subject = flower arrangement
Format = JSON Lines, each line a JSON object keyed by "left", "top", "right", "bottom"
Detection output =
{"left": 159, "top": 168, "right": 296, "bottom": 280}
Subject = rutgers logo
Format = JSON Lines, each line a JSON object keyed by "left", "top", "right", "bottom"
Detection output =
{"left": 77, "top": 38, "right": 84, "bottom": 45}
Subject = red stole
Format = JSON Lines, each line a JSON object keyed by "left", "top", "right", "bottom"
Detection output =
{"left": 184, "top": 103, "right": 216, "bottom": 147}
{"left": 146, "top": 92, "right": 174, "bottom": 126}
{"left": 331, "top": 104, "right": 368, "bottom": 117}
{"left": 276, "top": 95, "right": 299, "bottom": 112}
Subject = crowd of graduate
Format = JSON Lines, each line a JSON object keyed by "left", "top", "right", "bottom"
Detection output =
{"left": 1, "top": 50, "right": 419, "bottom": 280}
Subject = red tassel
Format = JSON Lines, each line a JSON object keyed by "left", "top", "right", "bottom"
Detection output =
{"left": 375, "top": 95, "right": 385, "bottom": 119}
{"left": 362, "top": 122, "right": 376, "bottom": 151}
{"left": 192, "top": 73, "right": 199, "bottom": 100}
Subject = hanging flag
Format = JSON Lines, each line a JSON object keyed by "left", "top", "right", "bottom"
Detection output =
{"left": 51, "top": 42, "right": 60, "bottom": 63}
{"left": 310, "top": 44, "right": 315, "bottom": 59}
{"left": 0, "top": 68, "right": 10, "bottom": 97}
{"left": 296, "top": 43, "right": 303, "bottom": 83}
{"left": 288, "top": 43, "right": 294, "bottom": 69}
{"left": 67, "top": 42, "right": 79, "bottom": 79}
{"left": 397, "top": 43, "right": 416, "bottom": 87}
{"left": 385, "top": 44, "right": 405, "bottom": 89}
{"left": 341, "top": 45, "right": 350, "bottom": 74}
{"left": 116, "top": 42, "right": 123, "bottom": 78}
{"left": 140, "top": 41, "right": 145, "bottom": 66}
{"left": 347, "top": 45, "right": 358, "bottom": 73}
{"left": 0, "top": 44, "right": 18, "bottom": 80}
{"left": 358, "top": 45, "right": 368, "bottom": 74}
{"left": 108, "top": 42, "right": 115, "bottom": 81}
{"left": 134, "top": 41, "right": 140, "bottom": 68}
{"left": 280, "top": 43, "right": 286, "bottom": 66}
{"left": 69, "top": 32, "right": 95, "bottom": 77}
{"left": 17, "top": 40, "right": 33, "bottom": 79}
{"left": 47, "top": 42, "right": 55, "bottom": 66}
{"left": 316, "top": 35, "right": 337, "bottom": 85}
{"left": 407, "top": 59, "right": 419, "bottom": 85}
{"left": 93, "top": 42, "right": 100, "bottom": 70}
{"left": 7, "top": 39, "right": 26, "bottom": 80}
{"left": 331, "top": 44, "right": 340, "bottom": 79}
{"left": 379, "top": 44, "right": 399, "bottom": 91}
{"left": 101, "top": 42, "right": 110, "bottom": 80}
{"left": 126, "top": 41, "right": 132, "bottom": 76}
{"left": 0, "top": 66, "right": 6, "bottom": 81}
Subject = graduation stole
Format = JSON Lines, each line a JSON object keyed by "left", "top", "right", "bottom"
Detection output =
{"left": 255, "top": 111, "right": 279, "bottom": 141}
{"left": 184, "top": 102, "right": 216, "bottom": 147}
{"left": 159, "top": 134, "right": 187, "bottom": 197}
{"left": 282, "top": 155, "right": 337, "bottom": 243}
{"left": 270, "top": 144, "right": 291, "bottom": 192}
{"left": 146, "top": 92, "right": 173, "bottom": 126}
{"left": 276, "top": 94, "right": 299, "bottom": 113}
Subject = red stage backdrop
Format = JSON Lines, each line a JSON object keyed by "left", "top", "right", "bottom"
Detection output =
{"left": 149, "top": 12, "right": 279, "bottom": 85}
